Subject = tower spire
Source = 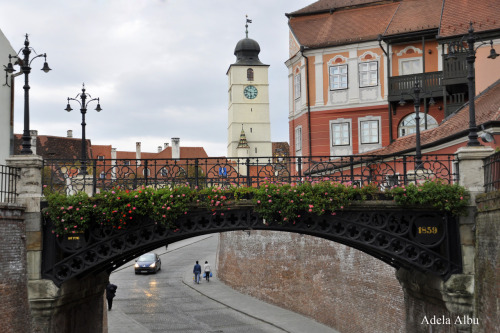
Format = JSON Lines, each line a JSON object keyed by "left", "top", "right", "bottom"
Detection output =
{"left": 245, "top": 15, "right": 252, "bottom": 38}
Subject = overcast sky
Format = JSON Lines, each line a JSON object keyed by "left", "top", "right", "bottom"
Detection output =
{"left": 0, "top": 0, "right": 313, "bottom": 157}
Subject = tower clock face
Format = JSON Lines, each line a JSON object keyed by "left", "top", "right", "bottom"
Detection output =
{"left": 244, "top": 85, "right": 258, "bottom": 99}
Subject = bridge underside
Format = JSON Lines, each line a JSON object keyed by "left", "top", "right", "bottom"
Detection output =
{"left": 42, "top": 205, "right": 462, "bottom": 287}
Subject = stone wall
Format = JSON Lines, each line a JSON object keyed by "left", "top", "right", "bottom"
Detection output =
{"left": 475, "top": 191, "right": 500, "bottom": 333}
{"left": 217, "top": 230, "right": 405, "bottom": 333}
{"left": 0, "top": 203, "right": 31, "bottom": 333}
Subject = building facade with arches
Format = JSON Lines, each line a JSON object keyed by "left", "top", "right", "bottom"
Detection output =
{"left": 285, "top": 0, "right": 500, "bottom": 157}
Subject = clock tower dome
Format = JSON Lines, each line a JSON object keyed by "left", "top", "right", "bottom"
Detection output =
{"left": 227, "top": 18, "right": 272, "bottom": 158}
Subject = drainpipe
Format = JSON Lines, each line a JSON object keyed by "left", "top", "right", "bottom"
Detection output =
{"left": 378, "top": 35, "right": 393, "bottom": 143}
{"left": 300, "top": 46, "right": 312, "bottom": 157}
{"left": 9, "top": 72, "right": 22, "bottom": 155}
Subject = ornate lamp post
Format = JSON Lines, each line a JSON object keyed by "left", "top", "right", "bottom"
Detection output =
{"left": 3, "top": 34, "right": 51, "bottom": 154}
{"left": 65, "top": 83, "right": 102, "bottom": 175}
{"left": 399, "top": 81, "right": 435, "bottom": 169}
{"left": 446, "top": 22, "right": 499, "bottom": 146}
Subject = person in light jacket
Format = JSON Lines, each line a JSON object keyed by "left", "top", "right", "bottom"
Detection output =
{"left": 204, "top": 261, "right": 212, "bottom": 282}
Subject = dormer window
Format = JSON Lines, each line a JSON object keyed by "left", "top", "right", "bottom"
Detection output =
{"left": 247, "top": 68, "right": 254, "bottom": 81}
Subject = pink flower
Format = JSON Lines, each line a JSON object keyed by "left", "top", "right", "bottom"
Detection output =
{"left": 268, "top": 199, "right": 272, "bottom": 203}
{"left": 308, "top": 209, "right": 312, "bottom": 212}
{"left": 257, "top": 200, "right": 261, "bottom": 204}
{"left": 167, "top": 207, "right": 171, "bottom": 210}
{"left": 309, "top": 204, "right": 314, "bottom": 208}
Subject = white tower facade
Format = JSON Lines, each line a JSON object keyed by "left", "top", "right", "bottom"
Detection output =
{"left": 227, "top": 29, "right": 272, "bottom": 158}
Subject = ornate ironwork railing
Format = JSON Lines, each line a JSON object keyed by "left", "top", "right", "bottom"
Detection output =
{"left": 0, "top": 164, "right": 19, "bottom": 203}
{"left": 484, "top": 151, "right": 500, "bottom": 192}
{"left": 42, "top": 154, "right": 458, "bottom": 195}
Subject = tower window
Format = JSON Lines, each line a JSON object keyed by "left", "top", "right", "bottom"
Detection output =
{"left": 247, "top": 68, "right": 254, "bottom": 81}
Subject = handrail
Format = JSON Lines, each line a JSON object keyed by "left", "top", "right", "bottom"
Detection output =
{"left": 41, "top": 154, "right": 459, "bottom": 195}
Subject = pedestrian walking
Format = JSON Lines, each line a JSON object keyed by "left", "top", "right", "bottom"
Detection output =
{"left": 106, "top": 282, "right": 117, "bottom": 310}
{"left": 204, "top": 261, "right": 212, "bottom": 282}
{"left": 193, "top": 261, "right": 202, "bottom": 284}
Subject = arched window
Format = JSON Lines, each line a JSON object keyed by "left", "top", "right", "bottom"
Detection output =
{"left": 398, "top": 113, "right": 438, "bottom": 137}
{"left": 247, "top": 68, "right": 254, "bottom": 81}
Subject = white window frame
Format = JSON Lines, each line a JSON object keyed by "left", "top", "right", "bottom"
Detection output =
{"left": 399, "top": 57, "right": 423, "bottom": 76}
{"left": 331, "top": 122, "right": 350, "bottom": 146}
{"left": 294, "top": 73, "right": 301, "bottom": 99}
{"left": 295, "top": 126, "right": 302, "bottom": 152}
{"left": 359, "top": 61, "right": 378, "bottom": 87}
{"left": 329, "top": 64, "right": 348, "bottom": 90}
{"left": 398, "top": 113, "right": 438, "bottom": 137}
{"left": 360, "top": 120, "right": 380, "bottom": 144}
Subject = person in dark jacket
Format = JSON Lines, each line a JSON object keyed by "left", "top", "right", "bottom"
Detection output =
{"left": 193, "top": 261, "right": 202, "bottom": 284}
{"left": 106, "top": 282, "right": 118, "bottom": 310}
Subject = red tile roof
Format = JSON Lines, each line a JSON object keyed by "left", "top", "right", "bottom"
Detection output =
{"left": 439, "top": 0, "right": 500, "bottom": 38}
{"left": 290, "top": 3, "right": 399, "bottom": 48}
{"left": 154, "top": 147, "right": 208, "bottom": 159}
{"left": 288, "top": 0, "right": 500, "bottom": 49}
{"left": 368, "top": 79, "right": 500, "bottom": 155}
{"left": 288, "top": 0, "right": 389, "bottom": 16}
{"left": 13, "top": 134, "right": 92, "bottom": 160}
{"left": 384, "top": 0, "right": 443, "bottom": 36}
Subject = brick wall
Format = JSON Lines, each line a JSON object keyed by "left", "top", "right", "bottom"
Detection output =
{"left": 217, "top": 230, "right": 405, "bottom": 333}
{"left": 475, "top": 191, "right": 500, "bottom": 333}
{"left": 0, "top": 203, "right": 31, "bottom": 333}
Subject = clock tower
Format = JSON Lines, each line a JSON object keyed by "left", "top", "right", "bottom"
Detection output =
{"left": 227, "top": 19, "right": 272, "bottom": 158}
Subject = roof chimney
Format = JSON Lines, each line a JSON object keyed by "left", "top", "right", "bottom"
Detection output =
{"left": 158, "top": 146, "right": 162, "bottom": 153}
{"left": 136, "top": 142, "right": 141, "bottom": 164}
{"left": 171, "top": 138, "right": 180, "bottom": 159}
{"left": 67, "top": 130, "right": 73, "bottom": 138}
{"left": 164, "top": 142, "right": 169, "bottom": 149}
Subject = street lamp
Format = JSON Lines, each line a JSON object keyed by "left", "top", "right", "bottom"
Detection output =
{"left": 65, "top": 83, "right": 102, "bottom": 175}
{"left": 3, "top": 34, "right": 51, "bottom": 155}
{"left": 446, "top": 22, "right": 499, "bottom": 146}
{"left": 399, "top": 81, "right": 436, "bottom": 169}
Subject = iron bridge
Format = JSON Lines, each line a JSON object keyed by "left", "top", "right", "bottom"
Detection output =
{"left": 41, "top": 203, "right": 462, "bottom": 287}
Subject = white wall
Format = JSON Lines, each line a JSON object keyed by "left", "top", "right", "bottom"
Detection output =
{"left": 0, "top": 29, "right": 15, "bottom": 165}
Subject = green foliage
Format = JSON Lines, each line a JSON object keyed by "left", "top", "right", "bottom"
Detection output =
{"left": 386, "top": 180, "right": 470, "bottom": 216}
{"left": 43, "top": 180, "right": 470, "bottom": 236}
{"left": 252, "top": 181, "right": 365, "bottom": 224}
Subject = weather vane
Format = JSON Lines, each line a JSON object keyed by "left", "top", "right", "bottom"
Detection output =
{"left": 245, "top": 15, "right": 252, "bottom": 38}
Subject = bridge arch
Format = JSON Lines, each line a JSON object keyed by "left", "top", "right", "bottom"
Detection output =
{"left": 42, "top": 202, "right": 461, "bottom": 287}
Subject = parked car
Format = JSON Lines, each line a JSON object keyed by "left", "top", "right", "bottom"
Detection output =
{"left": 134, "top": 253, "right": 161, "bottom": 274}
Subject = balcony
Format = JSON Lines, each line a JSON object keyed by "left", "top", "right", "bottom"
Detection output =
{"left": 388, "top": 72, "right": 444, "bottom": 102}
{"left": 442, "top": 51, "right": 467, "bottom": 86}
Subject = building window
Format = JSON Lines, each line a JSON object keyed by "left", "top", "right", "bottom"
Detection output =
{"left": 400, "top": 58, "right": 422, "bottom": 75}
{"left": 99, "top": 171, "right": 105, "bottom": 179}
{"left": 98, "top": 155, "right": 104, "bottom": 161}
{"left": 329, "top": 65, "right": 348, "bottom": 90}
{"left": 247, "top": 68, "right": 254, "bottom": 81}
{"left": 294, "top": 73, "right": 301, "bottom": 99}
{"left": 360, "top": 120, "right": 379, "bottom": 144}
{"left": 295, "top": 126, "right": 302, "bottom": 152}
{"left": 359, "top": 61, "right": 378, "bottom": 87}
{"left": 143, "top": 168, "right": 150, "bottom": 176}
{"left": 398, "top": 113, "right": 438, "bottom": 137}
{"left": 123, "top": 160, "right": 130, "bottom": 166}
{"left": 331, "top": 122, "right": 350, "bottom": 146}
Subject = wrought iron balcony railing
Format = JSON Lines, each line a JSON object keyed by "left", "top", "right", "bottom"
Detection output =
{"left": 0, "top": 164, "right": 19, "bottom": 203}
{"left": 388, "top": 72, "right": 443, "bottom": 102}
{"left": 484, "top": 150, "right": 500, "bottom": 192}
{"left": 42, "top": 154, "right": 459, "bottom": 195}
